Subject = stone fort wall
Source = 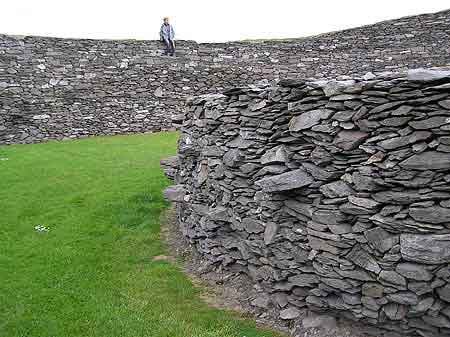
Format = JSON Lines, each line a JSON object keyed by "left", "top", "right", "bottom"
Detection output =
{"left": 1, "top": 9, "right": 450, "bottom": 144}
{"left": 164, "top": 68, "right": 450, "bottom": 337}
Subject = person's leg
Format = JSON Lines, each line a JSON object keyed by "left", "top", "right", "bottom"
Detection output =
{"left": 163, "top": 38, "right": 170, "bottom": 55}
{"left": 169, "top": 40, "right": 175, "bottom": 56}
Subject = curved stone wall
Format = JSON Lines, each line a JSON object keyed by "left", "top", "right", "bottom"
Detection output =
{"left": 164, "top": 68, "right": 450, "bottom": 336}
{"left": 1, "top": 9, "right": 450, "bottom": 144}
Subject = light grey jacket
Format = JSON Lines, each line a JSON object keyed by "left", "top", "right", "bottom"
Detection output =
{"left": 160, "top": 24, "right": 175, "bottom": 41}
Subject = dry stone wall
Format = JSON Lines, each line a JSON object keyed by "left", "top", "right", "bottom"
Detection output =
{"left": 163, "top": 68, "right": 450, "bottom": 336}
{"left": 1, "top": 9, "right": 450, "bottom": 144}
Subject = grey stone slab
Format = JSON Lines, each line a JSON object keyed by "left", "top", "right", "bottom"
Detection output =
{"left": 400, "top": 151, "right": 450, "bottom": 170}
{"left": 264, "top": 222, "right": 279, "bottom": 245}
{"left": 365, "top": 227, "right": 398, "bottom": 253}
{"left": 409, "top": 116, "right": 450, "bottom": 130}
{"left": 308, "top": 236, "right": 341, "bottom": 255}
{"left": 242, "top": 217, "right": 264, "bottom": 234}
{"left": 408, "top": 68, "right": 450, "bottom": 82}
{"left": 395, "top": 263, "right": 433, "bottom": 281}
{"left": 378, "top": 131, "right": 432, "bottom": 150}
{"left": 373, "top": 190, "right": 450, "bottom": 204}
{"left": 362, "top": 283, "right": 384, "bottom": 298}
{"left": 378, "top": 270, "right": 407, "bottom": 287}
{"left": 400, "top": 234, "right": 450, "bottom": 264}
{"left": 284, "top": 199, "right": 314, "bottom": 218}
{"left": 289, "top": 109, "right": 333, "bottom": 131}
{"left": 279, "top": 307, "right": 301, "bottom": 320}
{"left": 302, "top": 162, "right": 341, "bottom": 181}
{"left": 261, "top": 145, "right": 288, "bottom": 164}
{"left": 347, "top": 245, "right": 381, "bottom": 274}
{"left": 288, "top": 273, "right": 319, "bottom": 287}
{"left": 333, "top": 130, "right": 369, "bottom": 150}
{"left": 255, "top": 169, "right": 314, "bottom": 193}
{"left": 437, "top": 284, "right": 450, "bottom": 302}
{"left": 383, "top": 303, "right": 407, "bottom": 320}
{"left": 348, "top": 196, "right": 380, "bottom": 210}
{"left": 386, "top": 291, "right": 419, "bottom": 305}
{"left": 409, "top": 206, "right": 450, "bottom": 225}
{"left": 320, "top": 180, "right": 354, "bottom": 198}
{"left": 422, "top": 314, "right": 450, "bottom": 328}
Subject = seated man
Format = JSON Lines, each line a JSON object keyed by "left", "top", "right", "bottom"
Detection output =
{"left": 160, "top": 17, "right": 175, "bottom": 56}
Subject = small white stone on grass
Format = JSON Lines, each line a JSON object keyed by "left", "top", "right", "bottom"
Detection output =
{"left": 34, "top": 225, "right": 50, "bottom": 232}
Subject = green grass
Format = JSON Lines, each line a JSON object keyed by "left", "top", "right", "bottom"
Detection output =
{"left": 0, "top": 133, "right": 280, "bottom": 337}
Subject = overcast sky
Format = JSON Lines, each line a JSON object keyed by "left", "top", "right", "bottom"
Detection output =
{"left": 1, "top": 1, "right": 449, "bottom": 42}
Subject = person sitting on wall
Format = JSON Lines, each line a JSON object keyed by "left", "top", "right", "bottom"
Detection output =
{"left": 160, "top": 17, "right": 175, "bottom": 56}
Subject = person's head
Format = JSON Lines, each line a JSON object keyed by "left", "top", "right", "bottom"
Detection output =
{"left": 163, "top": 17, "right": 169, "bottom": 25}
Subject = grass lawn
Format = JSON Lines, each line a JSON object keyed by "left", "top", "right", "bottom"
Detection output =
{"left": 0, "top": 133, "right": 280, "bottom": 337}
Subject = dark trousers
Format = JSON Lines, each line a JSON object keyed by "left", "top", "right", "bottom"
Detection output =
{"left": 163, "top": 38, "right": 175, "bottom": 56}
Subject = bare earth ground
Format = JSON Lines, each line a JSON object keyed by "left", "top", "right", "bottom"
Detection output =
{"left": 159, "top": 207, "right": 387, "bottom": 337}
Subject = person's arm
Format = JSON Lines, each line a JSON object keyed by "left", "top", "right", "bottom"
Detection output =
{"left": 159, "top": 25, "right": 164, "bottom": 41}
{"left": 171, "top": 26, "right": 175, "bottom": 40}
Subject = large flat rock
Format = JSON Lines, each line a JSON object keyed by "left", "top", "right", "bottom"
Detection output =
{"left": 333, "top": 130, "right": 369, "bottom": 150}
{"left": 408, "top": 68, "right": 450, "bottom": 82}
{"left": 399, "top": 151, "right": 450, "bottom": 170}
{"left": 255, "top": 168, "right": 314, "bottom": 193}
{"left": 400, "top": 234, "right": 450, "bottom": 264}
{"left": 409, "top": 206, "right": 450, "bottom": 225}
{"left": 289, "top": 109, "right": 333, "bottom": 131}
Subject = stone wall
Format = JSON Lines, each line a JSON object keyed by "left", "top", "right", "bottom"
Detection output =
{"left": 1, "top": 9, "right": 450, "bottom": 144}
{"left": 163, "top": 68, "right": 450, "bottom": 336}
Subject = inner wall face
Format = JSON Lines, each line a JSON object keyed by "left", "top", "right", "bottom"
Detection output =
{"left": 168, "top": 71, "right": 450, "bottom": 337}
{"left": 1, "top": 9, "right": 449, "bottom": 144}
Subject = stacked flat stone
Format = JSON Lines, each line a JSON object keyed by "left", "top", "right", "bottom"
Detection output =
{"left": 1, "top": 9, "right": 450, "bottom": 144}
{"left": 163, "top": 68, "right": 450, "bottom": 336}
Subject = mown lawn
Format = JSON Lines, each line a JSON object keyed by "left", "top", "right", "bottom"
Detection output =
{"left": 0, "top": 133, "right": 280, "bottom": 337}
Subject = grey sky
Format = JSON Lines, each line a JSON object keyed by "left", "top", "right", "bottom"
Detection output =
{"left": 1, "top": 0, "right": 449, "bottom": 42}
